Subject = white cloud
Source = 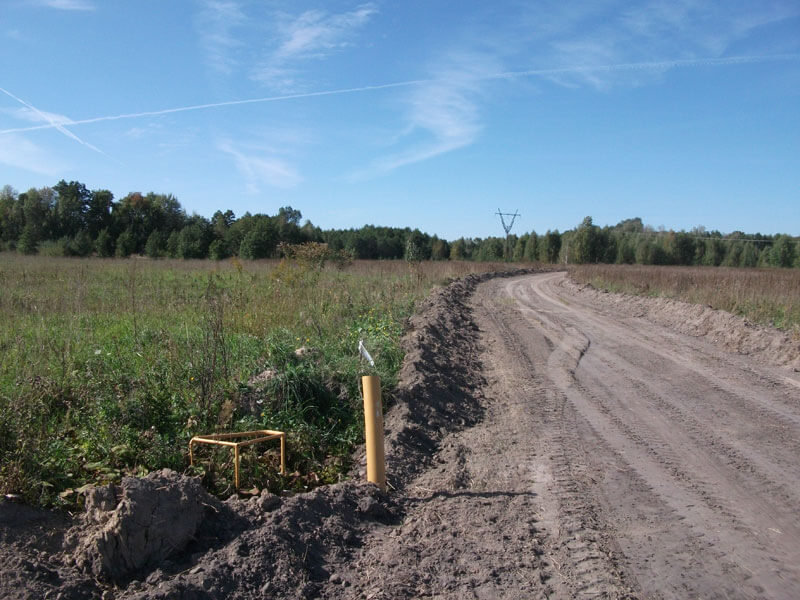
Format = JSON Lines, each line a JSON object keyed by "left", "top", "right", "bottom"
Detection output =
{"left": 354, "top": 50, "right": 497, "bottom": 177}
{"left": 196, "top": 2, "right": 376, "bottom": 87}
{"left": 620, "top": 0, "right": 800, "bottom": 55}
{"left": 276, "top": 4, "right": 377, "bottom": 59}
{"left": 520, "top": 1, "right": 800, "bottom": 89}
{"left": 11, "top": 106, "right": 74, "bottom": 126}
{"left": 196, "top": 0, "right": 246, "bottom": 75}
{"left": 37, "top": 0, "right": 94, "bottom": 10}
{"left": 0, "top": 133, "right": 68, "bottom": 175}
{"left": 254, "top": 3, "right": 377, "bottom": 90}
{"left": 125, "top": 120, "right": 167, "bottom": 140}
{"left": 125, "top": 127, "right": 148, "bottom": 139}
{"left": 218, "top": 140, "right": 302, "bottom": 191}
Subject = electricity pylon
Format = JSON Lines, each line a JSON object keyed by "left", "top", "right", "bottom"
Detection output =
{"left": 496, "top": 209, "right": 521, "bottom": 261}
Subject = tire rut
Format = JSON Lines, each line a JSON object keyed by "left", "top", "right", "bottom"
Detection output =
{"left": 501, "top": 272, "right": 800, "bottom": 599}
{"left": 476, "top": 287, "right": 636, "bottom": 599}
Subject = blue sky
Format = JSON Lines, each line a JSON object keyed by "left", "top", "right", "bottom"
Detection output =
{"left": 1, "top": 1, "right": 799, "bottom": 239}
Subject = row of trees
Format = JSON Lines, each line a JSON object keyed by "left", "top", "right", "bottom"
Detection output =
{"left": 0, "top": 182, "right": 319, "bottom": 260}
{"left": 434, "top": 217, "right": 798, "bottom": 268}
{"left": 1, "top": 182, "right": 798, "bottom": 268}
{"left": 556, "top": 217, "right": 798, "bottom": 269}
{"left": 0, "top": 182, "right": 443, "bottom": 261}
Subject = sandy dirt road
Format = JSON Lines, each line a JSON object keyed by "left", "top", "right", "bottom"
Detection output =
{"left": 334, "top": 271, "right": 800, "bottom": 599}
{"left": 4, "top": 270, "right": 799, "bottom": 599}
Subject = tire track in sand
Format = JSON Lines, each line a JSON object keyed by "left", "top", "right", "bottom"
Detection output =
{"left": 501, "top": 272, "right": 800, "bottom": 599}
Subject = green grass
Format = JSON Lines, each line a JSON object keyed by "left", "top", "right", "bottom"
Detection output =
{"left": 569, "top": 264, "right": 800, "bottom": 333}
{"left": 0, "top": 254, "right": 505, "bottom": 505}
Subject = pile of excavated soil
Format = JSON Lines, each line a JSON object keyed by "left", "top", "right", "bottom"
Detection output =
{"left": 1, "top": 423, "right": 400, "bottom": 600}
{"left": 0, "top": 269, "right": 535, "bottom": 600}
{"left": 562, "top": 276, "right": 800, "bottom": 371}
{"left": 68, "top": 470, "right": 222, "bottom": 584}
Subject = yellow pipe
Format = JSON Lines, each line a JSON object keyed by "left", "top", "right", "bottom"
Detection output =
{"left": 234, "top": 444, "right": 240, "bottom": 490}
{"left": 362, "top": 375, "right": 386, "bottom": 491}
{"left": 280, "top": 435, "right": 286, "bottom": 475}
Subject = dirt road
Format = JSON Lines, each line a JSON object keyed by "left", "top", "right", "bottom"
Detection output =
{"left": 333, "top": 271, "right": 800, "bottom": 599}
{"left": 4, "top": 270, "right": 800, "bottom": 599}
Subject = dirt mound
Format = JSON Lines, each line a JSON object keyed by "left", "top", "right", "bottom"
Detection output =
{"left": 67, "top": 469, "right": 228, "bottom": 584}
{"left": 117, "top": 480, "right": 396, "bottom": 600}
{"left": 380, "top": 274, "right": 487, "bottom": 489}
{"left": 0, "top": 474, "right": 395, "bottom": 599}
{"left": 563, "top": 276, "right": 800, "bottom": 371}
{"left": 0, "top": 501, "right": 97, "bottom": 600}
{"left": 379, "top": 269, "right": 540, "bottom": 491}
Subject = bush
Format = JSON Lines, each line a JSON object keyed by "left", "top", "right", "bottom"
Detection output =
{"left": 145, "top": 230, "right": 168, "bottom": 258}
{"left": 239, "top": 221, "right": 278, "bottom": 259}
{"left": 115, "top": 229, "right": 136, "bottom": 257}
{"left": 209, "top": 239, "right": 230, "bottom": 261}
{"left": 95, "top": 228, "right": 114, "bottom": 257}
{"left": 17, "top": 225, "right": 39, "bottom": 255}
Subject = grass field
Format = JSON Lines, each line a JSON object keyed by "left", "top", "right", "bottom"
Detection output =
{"left": 569, "top": 264, "right": 800, "bottom": 333}
{"left": 0, "top": 253, "right": 509, "bottom": 506}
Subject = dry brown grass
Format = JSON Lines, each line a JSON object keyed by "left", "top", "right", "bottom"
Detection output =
{"left": 569, "top": 264, "right": 800, "bottom": 332}
{"left": 347, "top": 259, "right": 516, "bottom": 278}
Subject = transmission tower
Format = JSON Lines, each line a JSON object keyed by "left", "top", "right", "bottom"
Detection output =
{"left": 496, "top": 209, "right": 521, "bottom": 261}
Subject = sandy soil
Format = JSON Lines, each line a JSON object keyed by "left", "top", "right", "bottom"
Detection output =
{"left": 469, "top": 272, "right": 800, "bottom": 599}
{"left": 2, "top": 270, "right": 799, "bottom": 599}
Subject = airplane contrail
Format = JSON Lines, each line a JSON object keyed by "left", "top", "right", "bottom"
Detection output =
{"left": 1, "top": 54, "right": 797, "bottom": 136}
{"left": 490, "top": 53, "right": 798, "bottom": 80}
{"left": 0, "top": 80, "right": 428, "bottom": 135}
{"left": 0, "top": 86, "right": 111, "bottom": 158}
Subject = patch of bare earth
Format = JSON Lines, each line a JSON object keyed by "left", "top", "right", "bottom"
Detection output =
{"left": 3, "top": 269, "right": 799, "bottom": 599}
{"left": 479, "top": 272, "right": 800, "bottom": 599}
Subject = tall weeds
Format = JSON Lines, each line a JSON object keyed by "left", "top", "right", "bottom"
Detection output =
{"left": 0, "top": 254, "right": 504, "bottom": 504}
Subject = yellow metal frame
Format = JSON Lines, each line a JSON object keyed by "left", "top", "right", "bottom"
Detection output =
{"left": 189, "top": 430, "right": 286, "bottom": 490}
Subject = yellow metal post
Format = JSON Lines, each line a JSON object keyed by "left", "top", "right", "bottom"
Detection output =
{"left": 280, "top": 435, "right": 286, "bottom": 475}
{"left": 234, "top": 444, "right": 240, "bottom": 490}
{"left": 362, "top": 375, "right": 386, "bottom": 491}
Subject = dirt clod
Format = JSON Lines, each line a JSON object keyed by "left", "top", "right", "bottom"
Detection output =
{"left": 70, "top": 470, "right": 221, "bottom": 584}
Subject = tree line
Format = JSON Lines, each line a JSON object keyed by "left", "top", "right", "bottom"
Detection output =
{"left": 0, "top": 182, "right": 797, "bottom": 268}
{"left": 554, "top": 217, "right": 799, "bottom": 269}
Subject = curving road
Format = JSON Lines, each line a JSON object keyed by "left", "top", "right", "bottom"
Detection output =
{"left": 482, "top": 271, "right": 800, "bottom": 598}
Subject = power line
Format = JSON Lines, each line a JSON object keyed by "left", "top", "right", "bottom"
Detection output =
{"left": 496, "top": 209, "right": 520, "bottom": 236}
